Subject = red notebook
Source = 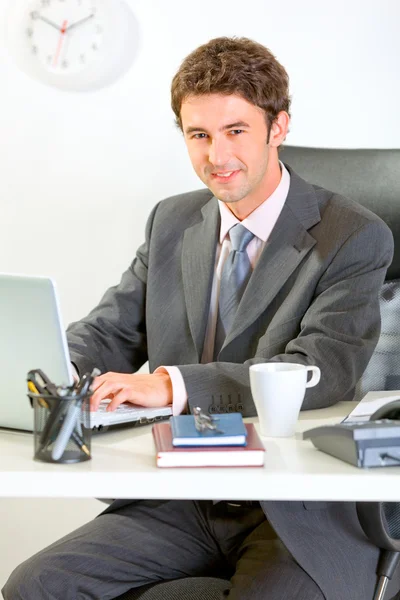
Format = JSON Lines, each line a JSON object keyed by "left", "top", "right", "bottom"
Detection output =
{"left": 152, "top": 422, "right": 265, "bottom": 468}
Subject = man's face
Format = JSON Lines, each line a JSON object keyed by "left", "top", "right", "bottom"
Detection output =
{"left": 180, "top": 94, "right": 272, "bottom": 206}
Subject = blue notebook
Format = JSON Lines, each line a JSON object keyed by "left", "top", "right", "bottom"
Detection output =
{"left": 170, "top": 413, "right": 247, "bottom": 447}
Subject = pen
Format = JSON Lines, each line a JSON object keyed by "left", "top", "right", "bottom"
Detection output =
{"left": 38, "top": 404, "right": 89, "bottom": 457}
{"left": 27, "top": 369, "right": 59, "bottom": 397}
{"left": 39, "top": 397, "right": 68, "bottom": 452}
{"left": 51, "top": 395, "right": 86, "bottom": 461}
{"left": 70, "top": 430, "right": 90, "bottom": 457}
{"left": 27, "top": 380, "right": 49, "bottom": 410}
{"left": 70, "top": 368, "right": 100, "bottom": 438}
{"left": 57, "top": 383, "right": 84, "bottom": 436}
{"left": 74, "top": 368, "right": 101, "bottom": 398}
{"left": 28, "top": 370, "right": 72, "bottom": 451}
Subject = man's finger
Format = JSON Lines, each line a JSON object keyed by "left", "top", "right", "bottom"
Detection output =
{"left": 91, "top": 376, "right": 105, "bottom": 392}
{"left": 106, "top": 389, "right": 135, "bottom": 411}
{"left": 91, "top": 372, "right": 117, "bottom": 391}
{"left": 91, "top": 381, "right": 122, "bottom": 411}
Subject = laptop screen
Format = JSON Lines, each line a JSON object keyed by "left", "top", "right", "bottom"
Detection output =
{"left": 0, "top": 273, "right": 73, "bottom": 431}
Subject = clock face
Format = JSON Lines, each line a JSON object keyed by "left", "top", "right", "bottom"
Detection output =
{"left": 6, "top": 0, "right": 140, "bottom": 91}
{"left": 26, "top": 0, "right": 104, "bottom": 75}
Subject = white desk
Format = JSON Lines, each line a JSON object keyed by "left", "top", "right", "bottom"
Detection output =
{"left": 1, "top": 401, "right": 399, "bottom": 502}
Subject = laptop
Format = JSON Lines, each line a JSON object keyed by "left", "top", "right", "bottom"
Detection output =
{"left": 0, "top": 273, "right": 172, "bottom": 432}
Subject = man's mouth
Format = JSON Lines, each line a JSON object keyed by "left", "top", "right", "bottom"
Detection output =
{"left": 210, "top": 170, "right": 239, "bottom": 183}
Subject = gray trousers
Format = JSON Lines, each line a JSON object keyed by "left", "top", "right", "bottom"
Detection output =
{"left": 2, "top": 500, "right": 325, "bottom": 600}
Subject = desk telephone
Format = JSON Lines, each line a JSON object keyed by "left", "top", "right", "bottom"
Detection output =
{"left": 303, "top": 400, "right": 400, "bottom": 468}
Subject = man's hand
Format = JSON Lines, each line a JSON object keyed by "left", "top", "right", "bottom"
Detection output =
{"left": 90, "top": 372, "right": 173, "bottom": 412}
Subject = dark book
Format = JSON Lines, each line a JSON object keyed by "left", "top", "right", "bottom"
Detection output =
{"left": 152, "top": 422, "right": 265, "bottom": 468}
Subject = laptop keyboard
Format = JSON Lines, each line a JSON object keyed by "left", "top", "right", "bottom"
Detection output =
{"left": 90, "top": 400, "right": 172, "bottom": 429}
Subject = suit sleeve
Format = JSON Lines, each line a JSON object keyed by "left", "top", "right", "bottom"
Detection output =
{"left": 177, "top": 219, "right": 394, "bottom": 415}
{"left": 66, "top": 203, "right": 159, "bottom": 376}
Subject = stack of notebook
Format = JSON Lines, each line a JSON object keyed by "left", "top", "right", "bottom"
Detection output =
{"left": 152, "top": 412, "right": 265, "bottom": 468}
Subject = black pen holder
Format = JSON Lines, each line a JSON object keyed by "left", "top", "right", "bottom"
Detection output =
{"left": 29, "top": 392, "right": 92, "bottom": 464}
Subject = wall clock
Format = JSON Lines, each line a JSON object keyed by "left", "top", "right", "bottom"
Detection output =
{"left": 6, "top": 0, "right": 140, "bottom": 91}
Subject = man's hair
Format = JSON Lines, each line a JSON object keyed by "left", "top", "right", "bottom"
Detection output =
{"left": 171, "top": 36, "right": 291, "bottom": 134}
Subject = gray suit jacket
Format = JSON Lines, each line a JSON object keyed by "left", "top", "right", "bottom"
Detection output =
{"left": 67, "top": 166, "right": 397, "bottom": 600}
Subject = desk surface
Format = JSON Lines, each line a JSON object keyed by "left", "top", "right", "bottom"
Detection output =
{"left": 1, "top": 402, "right": 399, "bottom": 501}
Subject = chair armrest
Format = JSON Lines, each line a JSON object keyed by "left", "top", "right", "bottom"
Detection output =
{"left": 357, "top": 502, "right": 400, "bottom": 551}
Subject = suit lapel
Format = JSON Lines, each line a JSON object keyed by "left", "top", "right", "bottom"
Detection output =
{"left": 182, "top": 198, "right": 220, "bottom": 360}
{"left": 222, "top": 168, "right": 321, "bottom": 351}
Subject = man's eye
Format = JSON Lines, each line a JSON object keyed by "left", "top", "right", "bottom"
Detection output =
{"left": 193, "top": 133, "right": 208, "bottom": 139}
{"left": 230, "top": 129, "right": 243, "bottom": 135}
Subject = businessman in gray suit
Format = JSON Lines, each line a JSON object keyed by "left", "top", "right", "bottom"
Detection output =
{"left": 3, "top": 37, "right": 398, "bottom": 600}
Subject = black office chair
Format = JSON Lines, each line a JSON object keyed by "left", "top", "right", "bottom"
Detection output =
{"left": 280, "top": 146, "right": 400, "bottom": 283}
{"left": 357, "top": 503, "right": 400, "bottom": 600}
{"left": 115, "top": 147, "right": 400, "bottom": 600}
{"left": 280, "top": 147, "right": 400, "bottom": 600}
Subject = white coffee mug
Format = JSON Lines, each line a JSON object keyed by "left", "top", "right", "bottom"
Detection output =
{"left": 249, "top": 362, "right": 321, "bottom": 437}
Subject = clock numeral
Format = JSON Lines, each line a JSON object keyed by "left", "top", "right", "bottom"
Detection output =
{"left": 96, "top": 25, "right": 103, "bottom": 34}
{"left": 92, "top": 43, "right": 98, "bottom": 51}
{"left": 41, "top": 0, "right": 51, "bottom": 6}
{"left": 80, "top": 54, "right": 86, "bottom": 63}
{"left": 26, "top": 28, "right": 34, "bottom": 38}
{"left": 61, "top": 60, "right": 69, "bottom": 69}
{"left": 47, "top": 55, "right": 53, "bottom": 64}
{"left": 30, "top": 11, "right": 39, "bottom": 20}
{"left": 32, "top": 46, "right": 38, "bottom": 55}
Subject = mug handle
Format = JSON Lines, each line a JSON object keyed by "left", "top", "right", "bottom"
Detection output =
{"left": 305, "top": 366, "right": 321, "bottom": 388}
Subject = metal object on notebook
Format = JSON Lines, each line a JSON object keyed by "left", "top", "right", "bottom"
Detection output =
{"left": 193, "top": 406, "right": 223, "bottom": 434}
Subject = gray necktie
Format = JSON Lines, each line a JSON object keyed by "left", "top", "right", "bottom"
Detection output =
{"left": 214, "top": 224, "right": 255, "bottom": 358}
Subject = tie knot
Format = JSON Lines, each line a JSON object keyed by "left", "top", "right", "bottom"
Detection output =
{"left": 229, "top": 224, "right": 254, "bottom": 253}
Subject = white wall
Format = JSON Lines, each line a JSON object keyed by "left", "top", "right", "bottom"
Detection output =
{"left": 1, "top": 0, "right": 399, "bottom": 590}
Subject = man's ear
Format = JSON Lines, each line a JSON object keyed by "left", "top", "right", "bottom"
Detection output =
{"left": 269, "top": 111, "right": 290, "bottom": 147}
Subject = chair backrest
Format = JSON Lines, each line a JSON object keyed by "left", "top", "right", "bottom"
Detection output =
{"left": 280, "top": 146, "right": 400, "bottom": 280}
{"left": 279, "top": 146, "right": 400, "bottom": 399}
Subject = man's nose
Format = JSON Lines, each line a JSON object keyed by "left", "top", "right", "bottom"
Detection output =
{"left": 208, "top": 138, "right": 231, "bottom": 168}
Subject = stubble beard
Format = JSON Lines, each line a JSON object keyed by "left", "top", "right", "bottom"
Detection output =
{"left": 215, "top": 180, "right": 253, "bottom": 204}
{"left": 209, "top": 150, "right": 270, "bottom": 204}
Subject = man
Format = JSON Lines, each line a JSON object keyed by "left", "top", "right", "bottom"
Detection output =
{"left": 3, "top": 37, "right": 397, "bottom": 600}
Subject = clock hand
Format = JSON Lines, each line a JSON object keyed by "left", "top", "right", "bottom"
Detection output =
{"left": 66, "top": 13, "right": 95, "bottom": 32}
{"left": 38, "top": 14, "right": 63, "bottom": 32}
{"left": 53, "top": 20, "right": 68, "bottom": 68}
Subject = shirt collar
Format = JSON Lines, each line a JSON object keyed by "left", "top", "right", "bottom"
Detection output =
{"left": 218, "top": 161, "right": 290, "bottom": 243}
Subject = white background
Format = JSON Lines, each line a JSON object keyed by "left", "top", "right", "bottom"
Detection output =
{"left": 1, "top": 0, "right": 399, "bottom": 589}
